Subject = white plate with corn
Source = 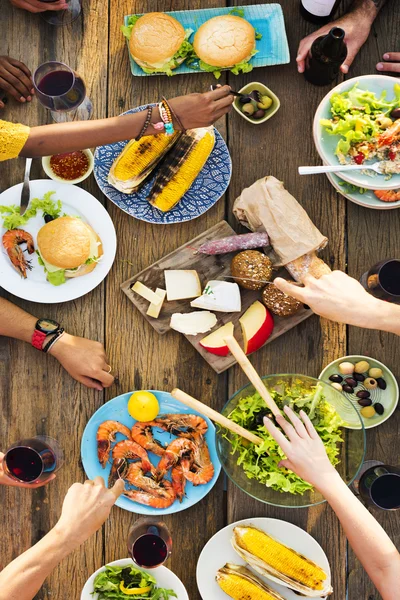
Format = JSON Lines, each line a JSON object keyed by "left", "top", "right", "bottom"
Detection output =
{"left": 196, "top": 517, "right": 331, "bottom": 599}
{"left": 94, "top": 106, "right": 232, "bottom": 224}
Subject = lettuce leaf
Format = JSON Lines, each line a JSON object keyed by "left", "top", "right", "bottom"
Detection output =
{"left": 121, "top": 14, "right": 141, "bottom": 39}
{"left": 0, "top": 191, "right": 61, "bottom": 230}
{"left": 228, "top": 7, "right": 245, "bottom": 16}
{"left": 46, "top": 269, "right": 66, "bottom": 286}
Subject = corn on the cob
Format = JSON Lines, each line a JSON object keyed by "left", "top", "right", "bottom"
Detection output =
{"left": 216, "top": 564, "right": 285, "bottom": 600}
{"left": 232, "top": 526, "right": 332, "bottom": 597}
{"left": 148, "top": 126, "right": 215, "bottom": 212}
{"left": 108, "top": 132, "right": 181, "bottom": 194}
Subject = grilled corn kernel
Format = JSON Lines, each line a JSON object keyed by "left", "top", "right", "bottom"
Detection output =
{"left": 114, "top": 134, "right": 178, "bottom": 181}
{"left": 217, "top": 572, "right": 276, "bottom": 600}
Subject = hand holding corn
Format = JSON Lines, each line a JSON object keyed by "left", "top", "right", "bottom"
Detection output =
{"left": 168, "top": 85, "right": 234, "bottom": 130}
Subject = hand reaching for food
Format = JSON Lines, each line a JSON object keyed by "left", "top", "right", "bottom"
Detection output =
{"left": 0, "top": 56, "right": 34, "bottom": 107}
{"left": 263, "top": 406, "right": 337, "bottom": 491}
{"left": 168, "top": 85, "right": 234, "bottom": 130}
{"left": 0, "top": 452, "right": 55, "bottom": 488}
{"left": 49, "top": 333, "right": 114, "bottom": 391}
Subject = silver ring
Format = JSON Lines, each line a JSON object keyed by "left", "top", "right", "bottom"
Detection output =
{"left": 107, "top": 365, "right": 112, "bottom": 374}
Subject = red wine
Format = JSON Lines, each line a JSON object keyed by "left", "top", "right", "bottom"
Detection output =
{"left": 371, "top": 475, "right": 400, "bottom": 509}
{"left": 300, "top": 0, "right": 341, "bottom": 24}
{"left": 5, "top": 447, "right": 43, "bottom": 482}
{"left": 379, "top": 261, "right": 400, "bottom": 296}
{"left": 37, "top": 70, "right": 86, "bottom": 112}
{"left": 132, "top": 534, "right": 168, "bottom": 568}
{"left": 304, "top": 27, "right": 347, "bottom": 86}
{"left": 38, "top": 71, "right": 74, "bottom": 97}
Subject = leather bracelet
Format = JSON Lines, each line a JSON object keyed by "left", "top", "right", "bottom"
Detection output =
{"left": 135, "top": 106, "right": 153, "bottom": 141}
{"left": 42, "top": 328, "right": 65, "bottom": 354}
{"left": 162, "top": 96, "right": 186, "bottom": 132}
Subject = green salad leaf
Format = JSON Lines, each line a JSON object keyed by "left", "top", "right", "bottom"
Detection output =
{"left": 222, "top": 381, "right": 344, "bottom": 495}
{"left": 92, "top": 565, "right": 177, "bottom": 599}
{"left": 0, "top": 192, "right": 61, "bottom": 230}
{"left": 121, "top": 14, "right": 141, "bottom": 39}
{"left": 338, "top": 180, "right": 368, "bottom": 194}
{"left": 36, "top": 251, "right": 66, "bottom": 286}
{"left": 228, "top": 7, "right": 245, "bottom": 17}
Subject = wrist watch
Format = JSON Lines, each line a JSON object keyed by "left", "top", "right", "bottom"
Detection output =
{"left": 31, "top": 319, "right": 62, "bottom": 351}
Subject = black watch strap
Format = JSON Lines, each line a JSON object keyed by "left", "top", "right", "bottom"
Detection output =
{"left": 42, "top": 328, "right": 65, "bottom": 353}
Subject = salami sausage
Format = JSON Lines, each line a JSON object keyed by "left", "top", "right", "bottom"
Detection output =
{"left": 196, "top": 232, "right": 270, "bottom": 255}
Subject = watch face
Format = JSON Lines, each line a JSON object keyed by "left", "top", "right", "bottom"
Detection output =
{"left": 36, "top": 319, "right": 60, "bottom": 334}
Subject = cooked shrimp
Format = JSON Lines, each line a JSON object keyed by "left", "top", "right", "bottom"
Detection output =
{"left": 97, "top": 420, "right": 131, "bottom": 468}
{"left": 131, "top": 422, "right": 165, "bottom": 456}
{"left": 155, "top": 438, "right": 196, "bottom": 482}
{"left": 377, "top": 119, "right": 400, "bottom": 147}
{"left": 171, "top": 465, "right": 186, "bottom": 503}
{"left": 124, "top": 485, "right": 176, "bottom": 509}
{"left": 112, "top": 440, "right": 153, "bottom": 474}
{"left": 374, "top": 189, "right": 400, "bottom": 202}
{"left": 181, "top": 436, "right": 214, "bottom": 485}
{"left": 3, "top": 229, "right": 34, "bottom": 278}
{"left": 108, "top": 457, "right": 129, "bottom": 488}
{"left": 125, "top": 463, "right": 173, "bottom": 499}
{"left": 152, "top": 413, "right": 208, "bottom": 440}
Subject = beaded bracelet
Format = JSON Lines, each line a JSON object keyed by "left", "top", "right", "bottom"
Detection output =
{"left": 159, "top": 100, "right": 175, "bottom": 136}
{"left": 162, "top": 97, "right": 186, "bottom": 132}
{"left": 135, "top": 105, "right": 153, "bottom": 141}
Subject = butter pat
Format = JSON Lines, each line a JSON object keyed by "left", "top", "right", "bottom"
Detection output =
{"left": 132, "top": 281, "right": 160, "bottom": 304}
{"left": 191, "top": 280, "right": 241, "bottom": 312}
{"left": 146, "top": 288, "right": 166, "bottom": 318}
{"left": 164, "top": 270, "right": 202, "bottom": 301}
{"left": 170, "top": 311, "right": 217, "bottom": 336}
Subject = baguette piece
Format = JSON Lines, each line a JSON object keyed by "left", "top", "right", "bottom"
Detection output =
{"left": 286, "top": 252, "right": 331, "bottom": 283}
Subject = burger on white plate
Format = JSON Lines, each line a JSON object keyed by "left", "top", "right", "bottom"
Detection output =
{"left": 193, "top": 15, "right": 257, "bottom": 79}
{"left": 36, "top": 216, "right": 103, "bottom": 286}
{"left": 123, "top": 12, "right": 194, "bottom": 76}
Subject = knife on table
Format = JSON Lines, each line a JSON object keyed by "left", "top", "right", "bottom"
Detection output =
{"left": 20, "top": 157, "right": 32, "bottom": 216}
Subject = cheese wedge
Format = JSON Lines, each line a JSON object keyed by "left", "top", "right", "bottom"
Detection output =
{"left": 132, "top": 281, "right": 160, "bottom": 305}
{"left": 191, "top": 280, "right": 241, "bottom": 312}
{"left": 146, "top": 288, "right": 166, "bottom": 319}
{"left": 164, "top": 270, "right": 201, "bottom": 301}
{"left": 170, "top": 311, "right": 217, "bottom": 336}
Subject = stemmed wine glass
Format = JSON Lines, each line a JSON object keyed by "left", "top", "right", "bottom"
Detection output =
{"left": 3, "top": 436, "right": 63, "bottom": 485}
{"left": 360, "top": 258, "right": 400, "bottom": 303}
{"left": 40, "top": 0, "right": 81, "bottom": 26}
{"left": 33, "top": 61, "right": 93, "bottom": 123}
{"left": 358, "top": 463, "right": 400, "bottom": 510}
{"left": 127, "top": 518, "right": 172, "bottom": 569}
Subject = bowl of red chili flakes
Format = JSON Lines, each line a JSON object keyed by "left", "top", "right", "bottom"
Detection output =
{"left": 42, "top": 149, "right": 94, "bottom": 185}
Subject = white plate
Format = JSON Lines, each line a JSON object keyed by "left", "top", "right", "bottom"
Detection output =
{"left": 81, "top": 558, "right": 188, "bottom": 600}
{"left": 0, "top": 180, "right": 116, "bottom": 303}
{"left": 196, "top": 517, "right": 331, "bottom": 600}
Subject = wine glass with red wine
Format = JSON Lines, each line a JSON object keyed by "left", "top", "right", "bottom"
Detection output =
{"left": 359, "top": 464, "right": 400, "bottom": 510}
{"left": 361, "top": 258, "right": 400, "bottom": 303}
{"left": 3, "top": 436, "right": 63, "bottom": 485}
{"left": 127, "top": 518, "right": 172, "bottom": 569}
{"left": 39, "top": 0, "right": 81, "bottom": 26}
{"left": 33, "top": 61, "right": 93, "bottom": 123}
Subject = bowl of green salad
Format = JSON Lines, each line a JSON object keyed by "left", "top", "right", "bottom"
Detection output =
{"left": 217, "top": 374, "right": 365, "bottom": 508}
{"left": 313, "top": 74, "right": 400, "bottom": 191}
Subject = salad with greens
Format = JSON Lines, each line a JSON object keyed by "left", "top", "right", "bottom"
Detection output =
{"left": 320, "top": 83, "right": 400, "bottom": 170}
{"left": 92, "top": 564, "right": 177, "bottom": 599}
{"left": 0, "top": 191, "right": 62, "bottom": 230}
{"left": 223, "top": 380, "right": 344, "bottom": 495}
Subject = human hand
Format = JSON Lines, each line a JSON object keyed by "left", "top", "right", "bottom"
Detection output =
{"left": 376, "top": 52, "right": 400, "bottom": 74}
{"left": 55, "top": 477, "right": 125, "bottom": 546}
{"left": 274, "top": 271, "right": 381, "bottom": 329}
{"left": 168, "top": 85, "right": 234, "bottom": 130}
{"left": 296, "top": 10, "right": 374, "bottom": 75}
{"left": 0, "top": 56, "right": 34, "bottom": 107}
{"left": 10, "top": 0, "right": 67, "bottom": 13}
{"left": 49, "top": 333, "right": 114, "bottom": 391}
{"left": 263, "top": 405, "right": 337, "bottom": 491}
{"left": 0, "top": 452, "right": 56, "bottom": 488}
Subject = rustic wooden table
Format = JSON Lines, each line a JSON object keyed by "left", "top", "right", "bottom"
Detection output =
{"left": 1, "top": 1, "right": 399, "bottom": 599}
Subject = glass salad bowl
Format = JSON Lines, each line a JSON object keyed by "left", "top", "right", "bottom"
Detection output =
{"left": 216, "top": 374, "right": 366, "bottom": 508}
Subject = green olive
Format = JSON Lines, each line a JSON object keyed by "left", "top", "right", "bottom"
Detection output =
{"left": 257, "top": 95, "right": 273, "bottom": 110}
{"left": 242, "top": 103, "right": 255, "bottom": 116}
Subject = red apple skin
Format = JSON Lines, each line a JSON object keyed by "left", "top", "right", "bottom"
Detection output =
{"left": 199, "top": 342, "right": 230, "bottom": 357}
{"left": 245, "top": 310, "right": 274, "bottom": 355}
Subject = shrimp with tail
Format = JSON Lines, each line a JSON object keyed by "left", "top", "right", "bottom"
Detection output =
{"left": 131, "top": 421, "right": 165, "bottom": 456}
{"left": 155, "top": 438, "right": 196, "bottom": 482}
{"left": 97, "top": 420, "right": 131, "bottom": 468}
{"left": 3, "top": 229, "right": 34, "bottom": 278}
{"left": 151, "top": 413, "right": 208, "bottom": 440}
{"left": 181, "top": 436, "right": 214, "bottom": 485}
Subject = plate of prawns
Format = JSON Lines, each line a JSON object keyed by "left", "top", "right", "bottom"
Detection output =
{"left": 81, "top": 390, "right": 221, "bottom": 515}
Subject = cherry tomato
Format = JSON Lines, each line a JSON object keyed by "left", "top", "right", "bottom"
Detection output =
{"left": 354, "top": 153, "right": 365, "bottom": 165}
{"left": 389, "top": 150, "right": 396, "bottom": 161}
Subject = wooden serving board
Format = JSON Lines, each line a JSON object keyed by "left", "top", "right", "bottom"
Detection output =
{"left": 121, "top": 221, "right": 313, "bottom": 373}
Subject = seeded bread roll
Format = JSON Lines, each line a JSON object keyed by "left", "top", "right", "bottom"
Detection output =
{"left": 231, "top": 250, "right": 273, "bottom": 290}
{"left": 262, "top": 283, "right": 302, "bottom": 317}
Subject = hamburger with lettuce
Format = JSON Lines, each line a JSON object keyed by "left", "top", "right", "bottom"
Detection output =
{"left": 36, "top": 216, "right": 103, "bottom": 286}
{"left": 193, "top": 15, "right": 257, "bottom": 79}
{"left": 122, "top": 12, "right": 194, "bottom": 76}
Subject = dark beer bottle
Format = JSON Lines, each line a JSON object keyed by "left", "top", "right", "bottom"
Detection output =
{"left": 300, "top": 0, "right": 342, "bottom": 25}
{"left": 304, "top": 27, "right": 347, "bottom": 86}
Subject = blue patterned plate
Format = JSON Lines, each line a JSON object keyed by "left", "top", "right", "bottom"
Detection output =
{"left": 94, "top": 107, "right": 231, "bottom": 224}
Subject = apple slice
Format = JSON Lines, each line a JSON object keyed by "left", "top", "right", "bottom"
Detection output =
{"left": 239, "top": 301, "right": 274, "bottom": 355}
{"left": 199, "top": 322, "right": 234, "bottom": 356}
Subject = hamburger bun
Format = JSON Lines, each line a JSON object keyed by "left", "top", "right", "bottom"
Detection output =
{"left": 65, "top": 232, "right": 103, "bottom": 279}
{"left": 129, "top": 13, "right": 186, "bottom": 69}
{"left": 37, "top": 216, "right": 102, "bottom": 273}
{"left": 193, "top": 15, "right": 255, "bottom": 68}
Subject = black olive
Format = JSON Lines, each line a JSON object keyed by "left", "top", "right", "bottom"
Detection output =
{"left": 254, "top": 410, "right": 271, "bottom": 426}
{"left": 353, "top": 372, "right": 365, "bottom": 382}
{"left": 239, "top": 95, "right": 253, "bottom": 104}
{"left": 374, "top": 402, "right": 384, "bottom": 415}
{"left": 376, "top": 378, "right": 387, "bottom": 390}
{"left": 358, "top": 398, "right": 372, "bottom": 407}
{"left": 44, "top": 213, "right": 54, "bottom": 223}
{"left": 329, "top": 374, "right": 343, "bottom": 383}
{"left": 390, "top": 107, "right": 400, "bottom": 120}
{"left": 343, "top": 384, "right": 354, "bottom": 394}
{"left": 344, "top": 377, "right": 357, "bottom": 388}
{"left": 356, "top": 390, "right": 371, "bottom": 399}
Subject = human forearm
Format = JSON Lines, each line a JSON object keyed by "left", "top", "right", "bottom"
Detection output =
{"left": 371, "top": 301, "right": 400, "bottom": 336}
{"left": 352, "top": 0, "right": 386, "bottom": 21}
{"left": 0, "top": 297, "right": 36, "bottom": 342}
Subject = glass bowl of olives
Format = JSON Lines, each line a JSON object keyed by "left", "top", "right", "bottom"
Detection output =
{"left": 233, "top": 81, "right": 280, "bottom": 124}
{"left": 319, "top": 355, "right": 399, "bottom": 429}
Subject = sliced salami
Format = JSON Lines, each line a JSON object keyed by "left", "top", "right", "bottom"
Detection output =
{"left": 196, "top": 232, "right": 270, "bottom": 255}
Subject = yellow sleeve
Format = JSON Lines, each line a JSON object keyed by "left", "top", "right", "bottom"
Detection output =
{"left": 0, "top": 119, "right": 30, "bottom": 161}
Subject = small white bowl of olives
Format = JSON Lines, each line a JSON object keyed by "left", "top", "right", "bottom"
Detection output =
{"left": 319, "top": 355, "right": 399, "bottom": 429}
{"left": 233, "top": 81, "right": 280, "bottom": 124}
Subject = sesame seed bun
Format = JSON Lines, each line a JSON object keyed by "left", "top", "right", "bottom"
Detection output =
{"left": 193, "top": 15, "right": 255, "bottom": 68}
{"left": 129, "top": 13, "right": 186, "bottom": 69}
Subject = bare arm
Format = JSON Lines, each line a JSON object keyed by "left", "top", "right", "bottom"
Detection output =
{"left": 0, "top": 296, "right": 36, "bottom": 341}
{"left": 263, "top": 407, "right": 400, "bottom": 599}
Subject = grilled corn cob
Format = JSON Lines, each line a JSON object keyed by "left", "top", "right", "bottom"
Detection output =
{"left": 148, "top": 126, "right": 215, "bottom": 212}
{"left": 232, "top": 526, "right": 332, "bottom": 597}
{"left": 108, "top": 132, "right": 181, "bottom": 193}
{"left": 216, "top": 564, "right": 285, "bottom": 600}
